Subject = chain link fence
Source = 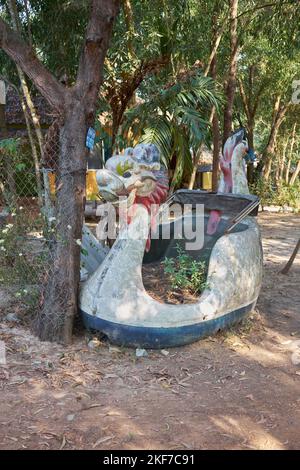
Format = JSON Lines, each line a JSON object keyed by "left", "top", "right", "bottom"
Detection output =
{"left": 0, "top": 126, "right": 80, "bottom": 324}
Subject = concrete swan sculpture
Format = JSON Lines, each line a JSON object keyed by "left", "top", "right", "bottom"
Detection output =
{"left": 80, "top": 135, "right": 263, "bottom": 348}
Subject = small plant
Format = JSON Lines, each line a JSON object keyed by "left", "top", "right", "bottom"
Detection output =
{"left": 162, "top": 244, "right": 208, "bottom": 295}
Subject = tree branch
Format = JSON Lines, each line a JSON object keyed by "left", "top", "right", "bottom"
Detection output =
{"left": 236, "top": 1, "right": 296, "bottom": 19}
{"left": 238, "top": 78, "right": 250, "bottom": 120}
{"left": 0, "top": 74, "right": 20, "bottom": 95}
{"left": 75, "top": 0, "right": 120, "bottom": 118}
{"left": 252, "top": 82, "right": 266, "bottom": 116}
{"left": 0, "top": 17, "right": 65, "bottom": 111}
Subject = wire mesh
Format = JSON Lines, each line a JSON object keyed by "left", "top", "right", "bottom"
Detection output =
{"left": 0, "top": 122, "right": 77, "bottom": 322}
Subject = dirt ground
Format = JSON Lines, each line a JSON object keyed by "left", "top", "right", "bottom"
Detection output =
{"left": 142, "top": 261, "right": 202, "bottom": 304}
{"left": 0, "top": 212, "right": 299, "bottom": 450}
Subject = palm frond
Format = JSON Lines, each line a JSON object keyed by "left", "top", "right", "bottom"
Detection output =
{"left": 170, "top": 129, "right": 192, "bottom": 191}
{"left": 140, "top": 116, "right": 173, "bottom": 167}
{"left": 122, "top": 71, "right": 222, "bottom": 188}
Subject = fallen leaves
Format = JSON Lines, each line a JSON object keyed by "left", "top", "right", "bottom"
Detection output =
{"left": 60, "top": 435, "right": 66, "bottom": 450}
{"left": 245, "top": 394, "right": 254, "bottom": 401}
{"left": 80, "top": 403, "right": 104, "bottom": 412}
{"left": 92, "top": 435, "right": 114, "bottom": 448}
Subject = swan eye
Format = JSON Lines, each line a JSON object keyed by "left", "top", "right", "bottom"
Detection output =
{"left": 123, "top": 171, "right": 132, "bottom": 178}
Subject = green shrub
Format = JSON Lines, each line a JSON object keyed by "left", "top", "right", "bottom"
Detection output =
{"left": 162, "top": 244, "right": 208, "bottom": 295}
{"left": 250, "top": 177, "right": 300, "bottom": 211}
{"left": 0, "top": 207, "right": 46, "bottom": 285}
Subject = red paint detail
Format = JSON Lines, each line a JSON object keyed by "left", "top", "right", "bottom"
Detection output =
{"left": 220, "top": 157, "right": 232, "bottom": 193}
{"left": 126, "top": 176, "right": 169, "bottom": 252}
{"left": 207, "top": 135, "right": 239, "bottom": 235}
{"left": 207, "top": 209, "right": 221, "bottom": 235}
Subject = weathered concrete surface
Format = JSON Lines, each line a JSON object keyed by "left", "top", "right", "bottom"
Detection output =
{"left": 79, "top": 135, "right": 263, "bottom": 343}
{"left": 80, "top": 207, "right": 263, "bottom": 329}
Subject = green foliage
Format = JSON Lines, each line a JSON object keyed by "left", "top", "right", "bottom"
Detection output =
{"left": 0, "top": 138, "right": 20, "bottom": 153}
{"left": 1, "top": 0, "right": 299, "bottom": 201}
{"left": 123, "top": 73, "right": 222, "bottom": 187}
{"left": 0, "top": 208, "right": 46, "bottom": 286}
{"left": 0, "top": 138, "right": 39, "bottom": 199}
{"left": 251, "top": 177, "right": 300, "bottom": 211}
{"left": 276, "top": 182, "right": 300, "bottom": 211}
{"left": 162, "top": 244, "right": 208, "bottom": 295}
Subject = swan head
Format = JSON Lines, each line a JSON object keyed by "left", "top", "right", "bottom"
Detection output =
{"left": 96, "top": 144, "right": 168, "bottom": 208}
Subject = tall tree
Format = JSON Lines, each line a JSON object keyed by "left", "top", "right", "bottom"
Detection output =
{"left": 223, "top": 0, "right": 238, "bottom": 142}
{"left": 263, "top": 96, "right": 289, "bottom": 181}
{"left": 0, "top": 0, "right": 120, "bottom": 343}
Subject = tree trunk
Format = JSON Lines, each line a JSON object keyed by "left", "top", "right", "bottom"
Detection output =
{"left": 247, "top": 120, "right": 254, "bottom": 149}
{"left": 289, "top": 159, "right": 300, "bottom": 186}
{"left": 223, "top": 0, "right": 238, "bottom": 143}
{"left": 20, "top": 95, "right": 43, "bottom": 205}
{"left": 238, "top": 65, "right": 265, "bottom": 184}
{"left": 188, "top": 108, "right": 214, "bottom": 189}
{"left": 33, "top": 103, "right": 87, "bottom": 343}
{"left": 238, "top": 77, "right": 255, "bottom": 148}
{"left": 285, "top": 158, "right": 292, "bottom": 184}
{"left": 211, "top": 47, "right": 220, "bottom": 192}
{"left": 263, "top": 97, "right": 288, "bottom": 181}
{"left": 8, "top": 0, "right": 53, "bottom": 218}
{"left": 188, "top": 143, "right": 204, "bottom": 190}
{"left": 109, "top": 55, "right": 169, "bottom": 153}
{"left": 122, "top": 0, "right": 135, "bottom": 61}
{"left": 278, "top": 138, "right": 288, "bottom": 182}
{"left": 188, "top": 3, "right": 221, "bottom": 190}
{"left": 280, "top": 238, "right": 300, "bottom": 274}
{"left": 286, "top": 122, "right": 297, "bottom": 183}
{"left": 212, "top": 111, "right": 220, "bottom": 191}
{"left": 1, "top": 0, "right": 121, "bottom": 343}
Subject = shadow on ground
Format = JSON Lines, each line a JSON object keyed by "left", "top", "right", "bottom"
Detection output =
{"left": 0, "top": 212, "right": 299, "bottom": 450}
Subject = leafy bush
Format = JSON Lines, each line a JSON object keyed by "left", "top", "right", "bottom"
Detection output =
{"left": 276, "top": 181, "right": 300, "bottom": 210}
{"left": 0, "top": 138, "right": 39, "bottom": 200}
{"left": 162, "top": 244, "right": 208, "bottom": 295}
{"left": 250, "top": 177, "right": 300, "bottom": 211}
{"left": 0, "top": 207, "right": 46, "bottom": 285}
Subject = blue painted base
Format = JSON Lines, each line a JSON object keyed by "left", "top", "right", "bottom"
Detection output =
{"left": 81, "top": 302, "right": 255, "bottom": 349}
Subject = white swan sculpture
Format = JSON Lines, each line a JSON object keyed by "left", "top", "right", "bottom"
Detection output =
{"left": 79, "top": 131, "right": 263, "bottom": 348}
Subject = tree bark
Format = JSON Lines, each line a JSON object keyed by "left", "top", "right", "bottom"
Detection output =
{"left": 20, "top": 95, "right": 43, "bottom": 205}
{"left": 278, "top": 137, "right": 288, "bottom": 182}
{"left": 34, "top": 101, "right": 88, "bottom": 343}
{"left": 188, "top": 107, "right": 214, "bottom": 190}
{"left": 0, "top": 19, "right": 65, "bottom": 111}
{"left": 280, "top": 238, "right": 300, "bottom": 274}
{"left": 0, "top": 0, "right": 120, "bottom": 343}
{"left": 210, "top": 44, "right": 220, "bottom": 192}
{"left": 7, "top": 0, "right": 52, "bottom": 213}
{"left": 286, "top": 122, "right": 296, "bottom": 183}
{"left": 223, "top": 0, "right": 239, "bottom": 143}
{"left": 108, "top": 55, "right": 169, "bottom": 152}
{"left": 289, "top": 159, "right": 300, "bottom": 185}
{"left": 238, "top": 68, "right": 265, "bottom": 190}
{"left": 40, "top": 0, "right": 120, "bottom": 344}
{"left": 263, "top": 96, "right": 289, "bottom": 181}
{"left": 237, "top": 68, "right": 264, "bottom": 150}
{"left": 8, "top": 1, "right": 52, "bottom": 219}
{"left": 287, "top": 122, "right": 298, "bottom": 184}
{"left": 188, "top": 3, "right": 221, "bottom": 190}
{"left": 212, "top": 110, "right": 220, "bottom": 191}
{"left": 122, "top": 0, "right": 135, "bottom": 61}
